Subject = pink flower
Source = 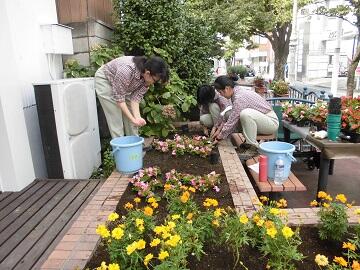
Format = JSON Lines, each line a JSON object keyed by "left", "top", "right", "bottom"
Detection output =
{"left": 172, "top": 150, "right": 176, "bottom": 156}
{"left": 213, "top": 186, "right": 220, "bottom": 192}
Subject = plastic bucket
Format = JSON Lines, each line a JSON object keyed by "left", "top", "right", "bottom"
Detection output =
{"left": 110, "top": 136, "right": 144, "bottom": 174}
{"left": 259, "top": 141, "right": 296, "bottom": 180}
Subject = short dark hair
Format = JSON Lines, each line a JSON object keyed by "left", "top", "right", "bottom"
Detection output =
{"left": 197, "top": 85, "right": 215, "bottom": 105}
{"left": 213, "top": 75, "right": 235, "bottom": 91}
{"left": 133, "top": 56, "right": 170, "bottom": 83}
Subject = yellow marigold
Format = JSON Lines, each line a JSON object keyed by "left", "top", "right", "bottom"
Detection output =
{"left": 188, "top": 187, "right": 196, "bottom": 193}
{"left": 108, "top": 212, "right": 119, "bottom": 222}
{"left": 187, "top": 213, "right": 193, "bottom": 220}
{"left": 334, "top": 256, "right": 348, "bottom": 267}
{"left": 164, "top": 183, "right": 172, "bottom": 191}
{"left": 264, "top": 220, "right": 274, "bottom": 229}
{"left": 343, "top": 242, "right": 356, "bottom": 251}
{"left": 259, "top": 195, "right": 269, "bottom": 202}
{"left": 257, "top": 219, "right": 265, "bottom": 227}
{"left": 162, "top": 232, "right": 171, "bottom": 239}
{"left": 136, "top": 239, "right": 146, "bottom": 250}
{"left": 138, "top": 224, "right": 144, "bottom": 232}
{"left": 147, "top": 197, "right": 156, "bottom": 203}
{"left": 282, "top": 226, "right": 294, "bottom": 239}
{"left": 158, "top": 250, "right": 169, "bottom": 261}
{"left": 214, "top": 208, "right": 222, "bottom": 218}
{"left": 203, "top": 198, "right": 219, "bottom": 207}
{"left": 318, "top": 191, "right": 328, "bottom": 199}
{"left": 180, "top": 191, "right": 190, "bottom": 203}
{"left": 111, "top": 227, "right": 124, "bottom": 240}
{"left": 266, "top": 227, "right": 277, "bottom": 238}
{"left": 126, "top": 242, "right": 137, "bottom": 255}
{"left": 212, "top": 219, "right": 220, "bottom": 227}
{"left": 151, "top": 202, "right": 159, "bottom": 209}
{"left": 253, "top": 215, "right": 260, "bottom": 223}
{"left": 323, "top": 203, "right": 330, "bottom": 208}
{"left": 171, "top": 214, "right": 181, "bottom": 220}
{"left": 108, "top": 263, "right": 120, "bottom": 270}
{"left": 310, "top": 200, "right": 318, "bottom": 207}
{"left": 270, "top": 208, "right": 280, "bottom": 215}
{"left": 336, "top": 194, "right": 347, "bottom": 204}
{"left": 354, "top": 209, "right": 360, "bottom": 215}
{"left": 347, "top": 203, "right": 353, "bottom": 208}
{"left": 154, "top": 225, "right": 166, "bottom": 235}
{"left": 180, "top": 185, "right": 188, "bottom": 190}
{"left": 124, "top": 202, "right": 134, "bottom": 210}
{"left": 315, "top": 254, "right": 329, "bottom": 267}
{"left": 136, "top": 218, "right": 144, "bottom": 227}
{"left": 134, "top": 197, "right": 141, "bottom": 203}
{"left": 150, "top": 238, "right": 161, "bottom": 247}
{"left": 144, "top": 253, "right": 153, "bottom": 266}
{"left": 144, "top": 206, "right": 153, "bottom": 216}
{"left": 97, "top": 261, "right": 107, "bottom": 270}
{"left": 239, "top": 214, "right": 249, "bottom": 224}
{"left": 167, "top": 221, "right": 176, "bottom": 230}
{"left": 96, "top": 224, "right": 110, "bottom": 238}
{"left": 326, "top": 195, "right": 333, "bottom": 201}
{"left": 276, "top": 198, "right": 287, "bottom": 208}
{"left": 165, "top": 234, "right": 181, "bottom": 247}
{"left": 352, "top": 260, "right": 360, "bottom": 270}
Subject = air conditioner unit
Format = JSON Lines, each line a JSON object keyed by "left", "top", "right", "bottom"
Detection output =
{"left": 34, "top": 78, "right": 101, "bottom": 179}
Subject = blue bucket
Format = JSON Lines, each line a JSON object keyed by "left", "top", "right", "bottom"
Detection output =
{"left": 259, "top": 141, "right": 296, "bottom": 180}
{"left": 110, "top": 136, "right": 144, "bottom": 174}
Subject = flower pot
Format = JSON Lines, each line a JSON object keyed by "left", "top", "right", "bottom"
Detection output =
{"left": 255, "top": 86, "right": 267, "bottom": 96}
{"left": 341, "top": 129, "right": 360, "bottom": 143}
{"left": 296, "top": 120, "right": 310, "bottom": 127}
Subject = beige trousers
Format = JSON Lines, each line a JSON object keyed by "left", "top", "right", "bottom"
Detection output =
{"left": 95, "top": 66, "right": 138, "bottom": 138}
{"left": 238, "top": 109, "right": 279, "bottom": 147}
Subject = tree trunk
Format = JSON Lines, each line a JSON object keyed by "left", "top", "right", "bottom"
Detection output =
{"left": 269, "top": 23, "right": 291, "bottom": 81}
{"left": 347, "top": 42, "right": 360, "bottom": 97}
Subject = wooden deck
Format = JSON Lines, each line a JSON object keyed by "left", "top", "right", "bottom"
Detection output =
{"left": 0, "top": 179, "right": 103, "bottom": 270}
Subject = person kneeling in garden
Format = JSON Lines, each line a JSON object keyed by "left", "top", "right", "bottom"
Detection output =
{"left": 95, "top": 56, "right": 169, "bottom": 138}
{"left": 197, "top": 84, "right": 232, "bottom": 136}
{"left": 211, "top": 76, "right": 279, "bottom": 154}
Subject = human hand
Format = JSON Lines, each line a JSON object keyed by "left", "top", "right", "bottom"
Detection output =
{"left": 210, "top": 127, "right": 217, "bottom": 139}
{"left": 133, "top": 117, "right": 147, "bottom": 127}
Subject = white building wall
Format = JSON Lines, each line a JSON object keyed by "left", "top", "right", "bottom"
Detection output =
{"left": 0, "top": 0, "right": 64, "bottom": 191}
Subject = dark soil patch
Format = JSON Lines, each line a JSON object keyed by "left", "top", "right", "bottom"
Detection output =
{"left": 85, "top": 148, "right": 347, "bottom": 270}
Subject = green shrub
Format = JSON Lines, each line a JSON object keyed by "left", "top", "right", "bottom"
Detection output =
{"left": 228, "top": 65, "right": 247, "bottom": 78}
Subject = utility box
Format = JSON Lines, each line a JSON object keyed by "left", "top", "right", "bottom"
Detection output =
{"left": 41, "top": 24, "right": 74, "bottom": 54}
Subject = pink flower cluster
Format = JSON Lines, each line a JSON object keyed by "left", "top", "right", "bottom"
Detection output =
{"left": 152, "top": 134, "right": 214, "bottom": 158}
{"left": 130, "top": 166, "right": 162, "bottom": 197}
{"left": 165, "top": 169, "right": 221, "bottom": 192}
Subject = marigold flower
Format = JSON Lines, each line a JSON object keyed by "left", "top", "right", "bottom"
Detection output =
{"left": 124, "top": 202, "right": 134, "bottom": 210}
{"left": 214, "top": 208, "right": 222, "bottom": 218}
{"left": 147, "top": 197, "right": 156, "bottom": 203}
{"left": 171, "top": 214, "right": 181, "bottom": 220}
{"left": 239, "top": 214, "right": 249, "bottom": 224}
{"left": 270, "top": 208, "right": 280, "bottom": 215}
{"left": 144, "top": 253, "right": 154, "bottom": 266}
{"left": 136, "top": 218, "right": 144, "bottom": 227}
{"left": 343, "top": 242, "right": 356, "bottom": 251}
{"left": 203, "top": 198, "right": 219, "bottom": 207}
{"left": 151, "top": 202, "right": 159, "bottom": 209}
{"left": 334, "top": 256, "right": 348, "bottom": 267}
{"left": 165, "top": 234, "right": 181, "bottom": 247}
{"left": 276, "top": 198, "right": 287, "bottom": 208}
{"left": 111, "top": 227, "right": 124, "bottom": 240}
{"left": 322, "top": 203, "right": 330, "bottom": 208}
{"left": 188, "top": 187, "right": 196, "bottom": 193}
{"left": 108, "top": 263, "right": 120, "bottom": 270}
{"left": 186, "top": 212, "right": 193, "bottom": 220}
{"left": 336, "top": 194, "right": 347, "bottom": 204}
{"left": 180, "top": 191, "right": 190, "bottom": 203}
{"left": 256, "top": 219, "right": 265, "bottom": 227}
{"left": 126, "top": 242, "right": 137, "bottom": 255}
{"left": 266, "top": 227, "right": 277, "bottom": 238}
{"left": 150, "top": 238, "right": 161, "bottom": 247}
{"left": 252, "top": 215, "right": 260, "bottom": 223}
{"left": 259, "top": 195, "right": 269, "bottom": 202}
{"left": 97, "top": 261, "right": 107, "bottom": 270}
{"left": 144, "top": 206, "right": 153, "bottom": 216}
{"left": 310, "top": 200, "right": 318, "bottom": 207}
{"left": 134, "top": 197, "right": 141, "bottom": 203}
{"left": 108, "top": 212, "right": 119, "bottom": 222}
{"left": 212, "top": 219, "right": 220, "bottom": 227}
{"left": 164, "top": 183, "right": 172, "bottom": 191}
{"left": 264, "top": 220, "right": 274, "bottom": 229}
{"left": 158, "top": 250, "right": 169, "bottom": 261}
{"left": 354, "top": 209, "right": 360, "bottom": 215}
{"left": 352, "top": 260, "right": 360, "bottom": 270}
{"left": 315, "top": 254, "right": 328, "bottom": 266}
{"left": 167, "top": 221, "right": 176, "bottom": 230}
{"left": 136, "top": 239, "right": 146, "bottom": 250}
{"left": 318, "top": 191, "right": 328, "bottom": 199}
{"left": 96, "top": 224, "right": 110, "bottom": 238}
{"left": 282, "top": 226, "right": 294, "bottom": 239}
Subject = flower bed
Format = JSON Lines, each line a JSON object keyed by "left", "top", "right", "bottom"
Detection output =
{"left": 84, "top": 147, "right": 360, "bottom": 270}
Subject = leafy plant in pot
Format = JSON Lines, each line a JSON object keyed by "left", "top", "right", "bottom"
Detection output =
{"left": 341, "top": 97, "right": 360, "bottom": 143}
{"left": 253, "top": 76, "right": 266, "bottom": 96}
{"left": 271, "top": 80, "right": 289, "bottom": 97}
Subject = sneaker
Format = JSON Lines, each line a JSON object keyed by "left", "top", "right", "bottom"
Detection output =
{"left": 237, "top": 144, "right": 259, "bottom": 160}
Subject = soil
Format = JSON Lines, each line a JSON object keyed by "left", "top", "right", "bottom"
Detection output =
{"left": 85, "top": 148, "right": 348, "bottom": 270}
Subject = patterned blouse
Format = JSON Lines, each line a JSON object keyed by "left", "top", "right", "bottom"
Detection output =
{"left": 218, "top": 86, "right": 273, "bottom": 139}
{"left": 103, "top": 56, "right": 148, "bottom": 103}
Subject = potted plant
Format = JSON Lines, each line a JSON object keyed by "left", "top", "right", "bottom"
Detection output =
{"left": 253, "top": 76, "right": 266, "bottom": 96}
{"left": 308, "top": 100, "right": 328, "bottom": 130}
{"left": 281, "top": 102, "right": 311, "bottom": 126}
{"left": 272, "top": 80, "right": 289, "bottom": 97}
{"left": 341, "top": 97, "right": 360, "bottom": 143}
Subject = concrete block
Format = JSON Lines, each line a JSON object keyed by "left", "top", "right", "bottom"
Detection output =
{"left": 89, "top": 36, "right": 111, "bottom": 50}
{"left": 67, "top": 22, "right": 88, "bottom": 38}
{"left": 63, "top": 53, "right": 90, "bottom": 66}
{"left": 88, "top": 19, "right": 113, "bottom": 40}
{"left": 73, "top": 37, "right": 89, "bottom": 53}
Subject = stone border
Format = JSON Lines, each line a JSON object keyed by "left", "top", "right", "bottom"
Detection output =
{"left": 41, "top": 138, "right": 360, "bottom": 269}
{"left": 218, "top": 139, "right": 360, "bottom": 225}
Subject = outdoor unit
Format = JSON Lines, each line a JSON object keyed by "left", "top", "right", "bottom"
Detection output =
{"left": 34, "top": 78, "right": 101, "bottom": 179}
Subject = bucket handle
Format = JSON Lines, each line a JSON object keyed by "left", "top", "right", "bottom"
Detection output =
{"left": 112, "top": 147, "right": 120, "bottom": 155}
{"left": 286, "top": 152, "right": 297, "bottom": 162}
